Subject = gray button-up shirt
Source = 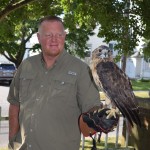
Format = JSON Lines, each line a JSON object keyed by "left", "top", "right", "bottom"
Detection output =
{"left": 8, "top": 50, "right": 101, "bottom": 150}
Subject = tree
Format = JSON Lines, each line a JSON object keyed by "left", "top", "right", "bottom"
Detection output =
{"left": 0, "top": 10, "right": 38, "bottom": 67}
{"left": 1, "top": 0, "right": 149, "bottom": 69}
{"left": 60, "top": 0, "right": 145, "bottom": 71}
{"left": 0, "top": 21, "right": 38, "bottom": 68}
{"left": 141, "top": 39, "right": 150, "bottom": 61}
{"left": 0, "top": 0, "right": 63, "bottom": 67}
{"left": 139, "top": 0, "right": 150, "bottom": 59}
{"left": 0, "top": 0, "right": 94, "bottom": 67}
{"left": 63, "top": 14, "right": 95, "bottom": 58}
{"left": 0, "top": 0, "right": 36, "bottom": 22}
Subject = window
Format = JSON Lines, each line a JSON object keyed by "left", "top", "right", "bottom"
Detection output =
{"left": 85, "top": 44, "right": 92, "bottom": 57}
{"left": 0, "top": 64, "right": 15, "bottom": 70}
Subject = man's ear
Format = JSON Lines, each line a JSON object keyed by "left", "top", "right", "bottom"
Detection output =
{"left": 63, "top": 31, "right": 67, "bottom": 38}
{"left": 37, "top": 32, "right": 41, "bottom": 43}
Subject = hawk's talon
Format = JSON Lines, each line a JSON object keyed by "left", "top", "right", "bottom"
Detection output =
{"left": 106, "top": 109, "right": 118, "bottom": 119}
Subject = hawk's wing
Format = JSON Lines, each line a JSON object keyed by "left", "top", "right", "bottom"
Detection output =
{"left": 96, "top": 61, "right": 141, "bottom": 127}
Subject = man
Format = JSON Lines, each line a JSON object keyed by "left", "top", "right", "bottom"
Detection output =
{"left": 8, "top": 16, "right": 102, "bottom": 150}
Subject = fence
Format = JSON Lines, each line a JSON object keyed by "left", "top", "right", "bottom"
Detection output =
{"left": 0, "top": 114, "right": 129, "bottom": 150}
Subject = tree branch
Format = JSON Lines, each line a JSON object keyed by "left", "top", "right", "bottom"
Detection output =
{"left": 0, "top": 0, "right": 36, "bottom": 22}
{"left": 2, "top": 51, "right": 16, "bottom": 63}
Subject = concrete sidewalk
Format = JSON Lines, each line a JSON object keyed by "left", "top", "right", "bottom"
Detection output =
{"left": 0, "top": 120, "right": 9, "bottom": 149}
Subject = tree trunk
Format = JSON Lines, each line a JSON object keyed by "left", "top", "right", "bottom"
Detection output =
{"left": 121, "top": 55, "right": 127, "bottom": 72}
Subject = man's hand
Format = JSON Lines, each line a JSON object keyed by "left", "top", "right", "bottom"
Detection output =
{"left": 79, "top": 108, "right": 119, "bottom": 137}
{"left": 9, "top": 104, "right": 20, "bottom": 149}
{"left": 8, "top": 134, "right": 17, "bottom": 150}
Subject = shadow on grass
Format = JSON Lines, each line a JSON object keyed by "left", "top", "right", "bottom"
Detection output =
{"left": 0, "top": 148, "right": 8, "bottom": 150}
{"left": 80, "top": 138, "right": 122, "bottom": 150}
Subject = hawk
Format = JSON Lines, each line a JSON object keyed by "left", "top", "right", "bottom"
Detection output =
{"left": 90, "top": 45, "right": 141, "bottom": 127}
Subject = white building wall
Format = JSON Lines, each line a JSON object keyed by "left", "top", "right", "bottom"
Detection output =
{"left": 142, "top": 60, "right": 150, "bottom": 78}
{"left": 135, "top": 57, "right": 142, "bottom": 78}
{"left": 125, "top": 58, "right": 136, "bottom": 78}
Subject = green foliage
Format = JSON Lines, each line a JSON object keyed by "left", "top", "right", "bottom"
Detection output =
{"left": 0, "top": 0, "right": 95, "bottom": 66}
{"left": 139, "top": 0, "right": 150, "bottom": 39}
{"left": 61, "top": 0, "right": 149, "bottom": 60}
{"left": 0, "top": 0, "right": 63, "bottom": 67}
{"left": 59, "top": 1, "right": 96, "bottom": 58}
{"left": 0, "top": 0, "right": 150, "bottom": 68}
{"left": 65, "top": 22, "right": 94, "bottom": 58}
{"left": 142, "top": 39, "right": 150, "bottom": 61}
{"left": 137, "top": 0, "right": 150, "bottom": 61}
{"left": 0, "top": 7, "right": 39, "bottom": 67}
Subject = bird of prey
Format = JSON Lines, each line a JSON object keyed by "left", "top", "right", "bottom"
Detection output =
{"left": 90, "top": 45, "right": 141, "bottom": 127}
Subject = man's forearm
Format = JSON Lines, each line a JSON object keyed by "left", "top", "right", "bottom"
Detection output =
{"left": 9, "top": 104, "right": 20, "bottom": 140}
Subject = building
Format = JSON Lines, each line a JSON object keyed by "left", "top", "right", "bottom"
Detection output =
{"left": 85, "top": 27, "right": 150, "bottom": 79}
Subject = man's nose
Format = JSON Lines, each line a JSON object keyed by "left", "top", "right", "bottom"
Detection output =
{"left": 50, "top": 35, "right": 58, "bottom": 41}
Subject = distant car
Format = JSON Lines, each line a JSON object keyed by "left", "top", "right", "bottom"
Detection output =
{"left": 0, "top": 63, "right": 16, "bottom": 84}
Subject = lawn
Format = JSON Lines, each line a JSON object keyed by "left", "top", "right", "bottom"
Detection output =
{"left": 79, "top": 137, "right": 121, "bottom": 150}
{"left": 100, "top": 90, "right": 149, "bottom": 100}
{"left": 79, "top": 137, "right": 135, "bottom": 150}
{"left": 100, "top": 79, "right": 150, "bottom": 99}
{"left": 131, "top": 79, "right": 150, "bottom": 91}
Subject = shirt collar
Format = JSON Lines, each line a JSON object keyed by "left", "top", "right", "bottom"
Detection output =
{"left": 55, "top": 50, "right": 67, "bottom": 64}
{"left": 40, "top": 50, "right": 67, "bottom": 68}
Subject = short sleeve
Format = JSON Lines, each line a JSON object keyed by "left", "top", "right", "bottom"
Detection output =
{"left": 77, "top": 64, "right": 102, "bottom": 113}
{"left": 7, "top": 64, "right": 22, "bottom": 105}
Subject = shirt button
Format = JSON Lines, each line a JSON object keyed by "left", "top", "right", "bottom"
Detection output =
{"left": 40, "top": 85, "right": 44, "bottom": 88}
{"left": 45, "top": 71, "right": 48, "bottom": 74}
{"left": 61, "top": 81, "right": 65, "bottom": 85}
{"left": 32, "top": 113, "right": 34, "bottom": 116}
{"left": 30, "top": 129, "right": 33, "bottom": 132}
{"left": 36, "top": 98, "right": 39, "bottom": 101}
{"left": 29, "top": 145, "right": 32, "bottom": 148}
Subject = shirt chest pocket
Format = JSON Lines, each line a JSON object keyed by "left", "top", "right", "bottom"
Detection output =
{"left": 19, "top": 73, "right": 35, "bottom": 100}
{"left": 51, "top": 77, "right": 76, "bottom": 98}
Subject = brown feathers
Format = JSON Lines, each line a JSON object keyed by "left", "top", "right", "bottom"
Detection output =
{"left": 91, "top": 45, "right": 141, "bottom": 127}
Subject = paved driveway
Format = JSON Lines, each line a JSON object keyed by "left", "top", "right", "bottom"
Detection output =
{"left": 0, "top": 83, "right": 9, "bottom": 148}
{"left": 0, "top": 82, "right": 9, "bottom": 117}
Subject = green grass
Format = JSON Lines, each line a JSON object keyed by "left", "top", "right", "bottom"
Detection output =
{"left": 131, "top": 79, "right": 150, "bottom": 91}
{"left": 100, "top": 79, "right": 150, "bottom": 99}
{"left": 80, "top": 137, "right": 134, "bottom": 150}
{"left": 100, "top": 91, "right": 149, "bottom": 99}
{"left": 80, "top": 137, "right": 121, "bottom": 150}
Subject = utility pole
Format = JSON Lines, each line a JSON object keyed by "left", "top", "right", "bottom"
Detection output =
{"left": 121, "top": 0, "right": 130, "bottom": 72}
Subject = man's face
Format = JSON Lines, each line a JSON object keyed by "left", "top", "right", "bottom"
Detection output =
{"left": 37, "top": 20, "right": 66, "bottom": 57}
